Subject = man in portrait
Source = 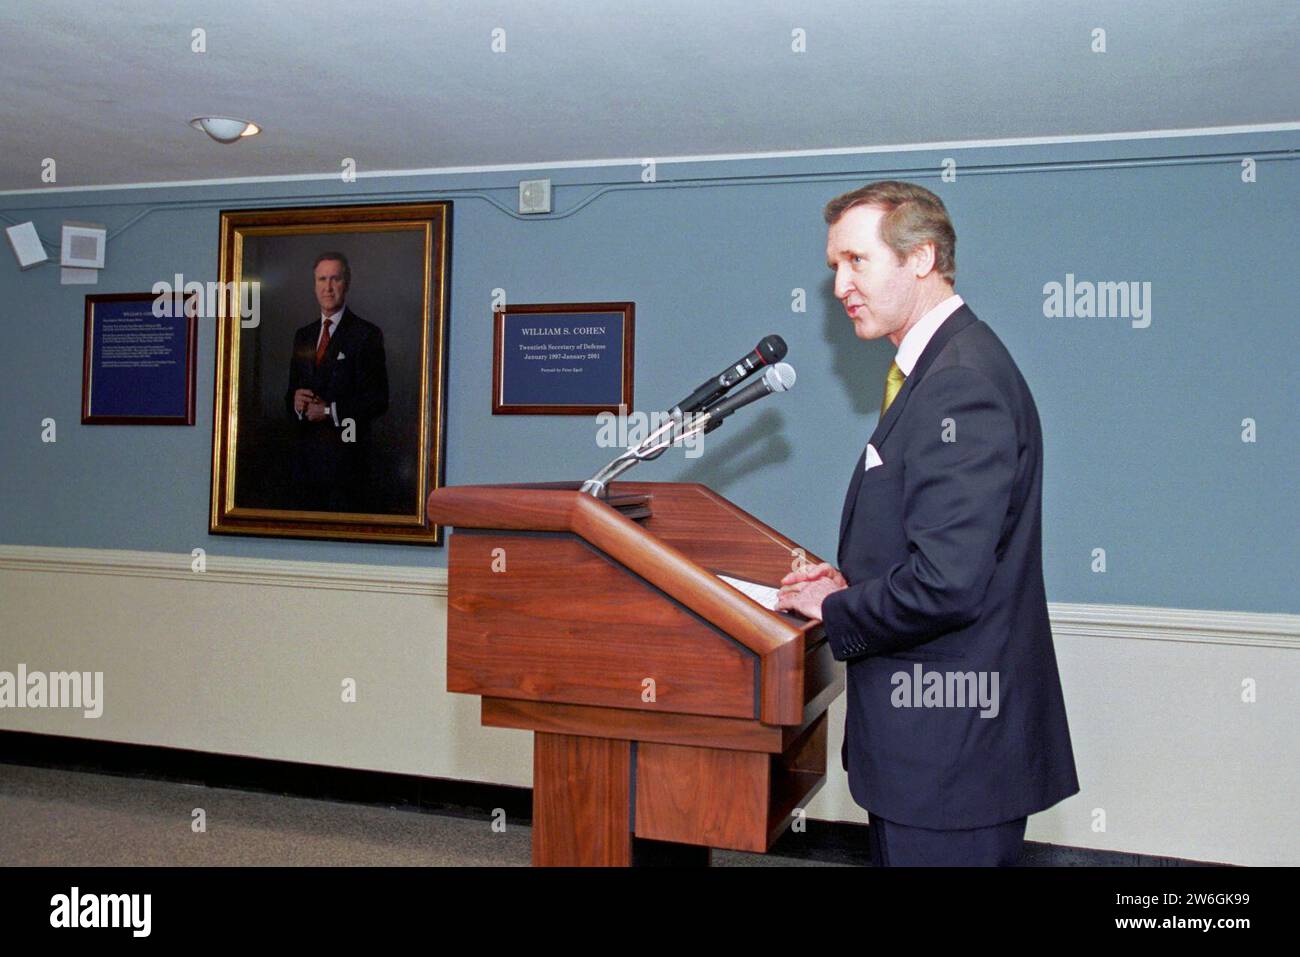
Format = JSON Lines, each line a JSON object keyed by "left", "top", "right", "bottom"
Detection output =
{"left": 777, "top": 181, "right": 1079, "bottom": 866}
{"left": 285, "top": 251, "right": 390, "bottom": 513}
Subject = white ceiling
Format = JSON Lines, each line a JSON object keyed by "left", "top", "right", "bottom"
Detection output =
{"left": 1, "top": 0, "right": 1296, "bottom": 193}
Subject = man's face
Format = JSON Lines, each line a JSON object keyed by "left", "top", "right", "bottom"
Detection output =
{"left": 314, "top": 259, "right": 347, "bottom": 315}
{"left": 826, "top": 204, "right": 921, "bottom": 342}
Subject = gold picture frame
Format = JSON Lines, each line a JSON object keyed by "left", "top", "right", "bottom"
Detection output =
{"left": 209, "top": 201, "right": 451, "bottom": 544}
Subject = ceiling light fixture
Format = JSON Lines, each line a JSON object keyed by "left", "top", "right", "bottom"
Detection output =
{"left": 189, "top": 116, "right": 261, "bottom": 144}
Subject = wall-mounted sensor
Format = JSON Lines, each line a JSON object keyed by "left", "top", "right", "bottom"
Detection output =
{"left": 519, "top": 179, "right": 552, "bottom": 214}
{"left": 61, "top": 222, "right": 106, "bottom": 269}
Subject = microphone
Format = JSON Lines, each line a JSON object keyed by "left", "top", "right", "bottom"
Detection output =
{"left": 670, "top": 335, "right": 787, "bottom": 417}
{"left": 695, "top": 362, "right": 796, "bottom": 431}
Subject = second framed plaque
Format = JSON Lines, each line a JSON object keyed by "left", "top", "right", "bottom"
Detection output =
{"left": 492, "top": 302, "right": 634, "bottom": 415}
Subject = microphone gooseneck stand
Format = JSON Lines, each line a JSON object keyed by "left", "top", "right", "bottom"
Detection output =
{"left": 579, "top": 413, "right": 711, "bottom": 498}
{"left": 579, "top": 362, "right": 796, "bottom": 498}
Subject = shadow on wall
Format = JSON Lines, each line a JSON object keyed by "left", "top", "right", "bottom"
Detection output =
{"left": 666, "top": 277, "right": 899, "bottom": 494}
{"left": 676, "top": 407, "right": 792, "bottom": 493}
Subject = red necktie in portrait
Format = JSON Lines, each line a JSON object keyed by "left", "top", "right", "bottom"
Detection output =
{"left": 314, "top": 319, "right": 332, "bottom": 366}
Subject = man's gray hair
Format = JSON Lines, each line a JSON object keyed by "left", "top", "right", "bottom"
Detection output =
{"left": 824, "top": 181, "right": 956, "bottom": 283}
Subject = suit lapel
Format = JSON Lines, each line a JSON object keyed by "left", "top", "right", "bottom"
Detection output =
{"left": 837, "top": 306, "right": 978, "bottom": 555}
{"left": 837, "top": 445, "right": 869, "bottom": 551}
{"left": 866, "top": 305, "right": 976, "bottom": 451}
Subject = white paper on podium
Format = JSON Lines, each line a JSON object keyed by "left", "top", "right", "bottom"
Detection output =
{"left": 718, "top": 574, "right": 780, "bottom": 611}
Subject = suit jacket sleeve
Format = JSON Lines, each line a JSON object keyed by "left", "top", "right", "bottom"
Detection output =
{"left": 333, "top": 326, "right": 389, "bottom": 428}
{"left": 285, "top": 328, "right": 309, "bottom": 419}
{"left": 821, "top": 365, "right": 1018, "bottom": 659}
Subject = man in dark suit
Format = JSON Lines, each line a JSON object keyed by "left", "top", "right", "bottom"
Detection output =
{"left": 285, "top": 252, "right": 389, "bottom": 513}
{"left": 777, "top": 181, "right": 1078, "bottom": 866}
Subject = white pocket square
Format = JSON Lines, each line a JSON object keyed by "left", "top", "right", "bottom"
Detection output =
{"left": 336, "top": 351, "right": 345, "bottom": 360}
{"left": 864, "top": 444, "right": 884, "bottom": 472}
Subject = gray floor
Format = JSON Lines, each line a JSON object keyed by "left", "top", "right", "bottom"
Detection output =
{"left": 0, "top": 764, "right": 841, "bottom": 866}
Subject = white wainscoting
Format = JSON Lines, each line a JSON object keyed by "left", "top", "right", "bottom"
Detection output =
{"left": 1, "top": 545, "right": 1296, "bottom": 865}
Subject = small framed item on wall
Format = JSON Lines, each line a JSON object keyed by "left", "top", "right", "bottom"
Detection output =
{"left": 492, "top": 301, "right": 634, "bottom": 414}
{"left": 82, "top": 292, "right": 198, "bottom": 425}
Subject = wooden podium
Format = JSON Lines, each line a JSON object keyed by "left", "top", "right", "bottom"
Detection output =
{"left": 426, "top": 481, "right": 843, "bottom": 866}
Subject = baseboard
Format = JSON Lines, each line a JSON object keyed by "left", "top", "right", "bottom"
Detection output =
{"left": 0, "top": 729, "right": 530, "bottom": 823}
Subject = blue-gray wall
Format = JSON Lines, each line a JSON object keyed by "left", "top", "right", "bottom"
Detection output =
{"left": 2, "top": 130, "right": 1296, "bottom": 612}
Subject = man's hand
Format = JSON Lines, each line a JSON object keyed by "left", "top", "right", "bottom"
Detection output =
{"left": 776, "top": 562, "right": 848, "bottom": 621}
{"left": 780, "top": 561, "right": 846, "bottom": 590}
{"left": 304, "top": 398, "right": 331, "bottom": 422}
{"left": 293, "top": 388, "right": 317, "bottom": 415}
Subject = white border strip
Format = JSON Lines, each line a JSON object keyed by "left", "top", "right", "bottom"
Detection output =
{"left": 1050, "top": 602, "right": 1298, "bottom": 650}
{"left": 2, "top": 545, "right": 1295, "bottom": 645}
{"left": 2, "top": 122, "right": 1297, "bottom": 198}
{"left": 0, "top": 544, "right": 446, "bottom": 597}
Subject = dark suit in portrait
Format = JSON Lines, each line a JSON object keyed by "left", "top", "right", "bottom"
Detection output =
{"left": 284, "top": 307, "right": 389, "bottom": 512}
{"left": 822, "top": 304, "right": 1079, "bottom": 862}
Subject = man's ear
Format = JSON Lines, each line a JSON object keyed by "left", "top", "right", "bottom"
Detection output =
{"left": 909, "top": 242, "right": 937, "bottom": 279}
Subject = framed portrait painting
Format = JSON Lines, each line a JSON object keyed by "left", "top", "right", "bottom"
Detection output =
{"left": 209, "top": 201, "right": 452, "bottom": 544}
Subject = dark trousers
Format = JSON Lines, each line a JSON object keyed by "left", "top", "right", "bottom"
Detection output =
{"left": 868, "top": 815, "right": 1027, "bottom": 866}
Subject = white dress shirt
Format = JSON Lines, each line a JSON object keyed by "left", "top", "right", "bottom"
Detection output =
{"left": 894, "top": 294, "right": 964, "bottom": 376}
{"left": 316, "top": 307, "right": 344, "bottom": 351}
{"left": 862, "top": 295, "right": 964, "bottom": 469}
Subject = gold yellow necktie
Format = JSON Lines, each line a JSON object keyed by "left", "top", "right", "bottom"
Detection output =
{"left": 881, "top": 360, "right": 906, "bottom": 416}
